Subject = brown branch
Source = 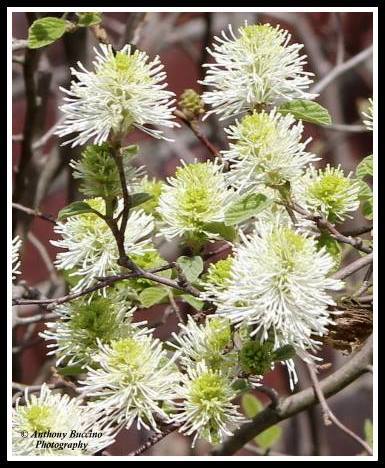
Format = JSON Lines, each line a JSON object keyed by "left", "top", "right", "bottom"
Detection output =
{"left": 289, "top": 203, "right": 372, "bottom": 254}
{"left": 12, "top": 202, "right": 57, "bottom": 224}
{"left": 311, "top": 45, "right": 373, "bottom": 94}
{"left": 212, "top": 336, "right": 372, "bottom": 455}
{"left": 12, "top": 16, "right": 41, "bottom": 231}
{"left": 129, "top": 424, "right": 180, "bottom": 456}
{"left": 341, "top": 225, "right": 373, "bottom": 237}
{"left": 332, "top": 253, "right": 373, "bottom": 280}
{"left": 12, "top": 264, "right": 175, "bottom": 309}
{"left": 306, "top": 363, "right": 372, "bottom": 455}
{"left": 174, "top": 109, "right": 220, "bottom": 158}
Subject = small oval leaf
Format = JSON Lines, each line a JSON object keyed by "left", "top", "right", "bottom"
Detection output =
{"left": 131, "top": 192, "right": 153, "bottom": 208}
{"left": 58, "top": 201, "right": 98, "bottom": 220}
{"left": 255, "top": 425, "right": 282, "bottom": 450}
{"left": 242, "top": 393, "right": 263, "bottom": 418}
{"left": 204, "top": 222, "right": 236, "bottom": 242}
{"left": 176, "top": 256, "right": 204, "bottom": 283}
{"left": 278, "top": 99, "right": 332, "bottom": 126}
{"left": 28, "top": 17, "right": 68, "bottom": 49}
{"left": 225, "top": 193, "right": 271, "bottom": 226}
{"left": 181, "top": 294, "right": 204, "bottom": 310}
{"left": 356, "top": 155, "right": 373, "bottom": 179}
{"left": 76, "top": 12, "right": 102, "bottom": 27}
{"left": 139, "top": 287, "right": 168, "bottom": 308}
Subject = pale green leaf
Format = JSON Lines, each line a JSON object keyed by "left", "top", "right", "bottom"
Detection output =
{"left": 255, "top": 425, "right": 282, "bottom": 450}
{"left": 139, "top": 287, "right": 169, "bottom": 308}
{"left": 57, "top": 365, "right": 85, "bottom": 376}
{"left": 181, "top": 294, "right": 204, "bottom": 310}
{"left": 204, "top": 222, "right": 237, "bottom": 242}
{"left": 242, "top": 393, "right": 263, "bottom": 418}
{"left": 278, "top": 99, "right": 332, "bottom": 126}
{"left": 28, "top": 17, "right": 69, "bottom": 49}
{"left": 224, "top": 193, "right": 272, "bottom": 226}
{"left": 131, "top": 192, "right": 153, "bottom": 208}
{"left": 176, "top": 256, "right": 204, "bottom": 283}
{"left": 364, "top": 419, "right": 373, "bottom": 448}
{"left": 58, "top": 201, "right": 98, "bottom": 220}
{"left": 76, "top": 12, "right": 102, "bottom": 27}
{"left": 356, "top": 155, "right": 373, "bottom": 179}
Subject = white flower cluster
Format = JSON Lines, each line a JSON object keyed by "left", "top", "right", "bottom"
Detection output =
{"left": 200, "top": 22, "right": 316, "bottom": 119}
{"left": 12, "top": 236, "right": 22, "bottom": 280}
{"left": 56, "top": 44, "right": 177, "bottom": 146}
{"left": 13, "top": 20, "right": 369, "bottom": 455}
{"left": 52, "top": 198, "right": 154, "bottom": 291}
{"left": 12, "top": 384, "right": 115, "bottom": 456}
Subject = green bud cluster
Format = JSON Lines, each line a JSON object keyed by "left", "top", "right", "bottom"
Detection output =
{"left": 72, "top": 144, "right": 121, "bottom": 199}
{"left": 178, "top": 89, "right": 205, "bottom": 120}
{"left": 239, "top": 339, "right": 295, "bottom": 376}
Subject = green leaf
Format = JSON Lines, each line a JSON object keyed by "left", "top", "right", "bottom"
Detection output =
{"left": 181, "top": 294, "right": 204, "bottom": 310}
{"left": 356, "top": 155, "right": 373, "bottom": 179}
{"left": 57, "top": 365, "right": 85, "bottom": 376}
{"left": 139, "top": 287, "right": 169, "bottom": 308}
{"left": 362, "top": 199, "right": 373, "bottom": 220}
{"left": 28, "top": 17, "right": 69, "bottom": 49}
{"left": 61, "top": 268, "right": 83, "bottom": 288}
{"left": 58, "top": 201, "right": 98, "bottom": 220}
{"left": 356, "top": 179, "right": 373, "bottom": 200}
{"left": 204, "top": 222, "right": 236, "bottom": 242}
{"left": 76, "top": 12, "right": 102, "bottom": 27}
{"left": 273, "top": 344, "right": 296, "bottom": 362}
{"left": 355, "top": 179, "right": 373, "bottom": 220}
{"left": 278, "top": 99, "right": 332, "bottom": 126}
{"left": 224, "top": 193, "right": 272, "bottom": 226}
{"left": 242, "top": 393, "right": 263, "bottom": 418}
{"left": 255, "top": 425, "right": 282, "bottom": 450}
{"left": 131, "top": 192, "right": 153, "bottom": 208}
{"left": 176, "top": 256, "right": 204, "bottom": 283}
{"left": 364, "top": 419, "right": 373, "bottom": 448}
{"left": 121, "top": 145, "right": 139, "bottom": 158}
{"left": 317, "top": 232, "right": 342, "bottom": 268}
{"left": 232, "top": 379, "right": 252, "bottom": 393}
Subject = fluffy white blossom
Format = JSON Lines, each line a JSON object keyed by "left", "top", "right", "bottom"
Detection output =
{"left": 157, "top": 161, "right": 235, "bottom": 241}
{"left": 55, "top": 44, "right": 177, "bottom": 147}
{"left": 80, "top": 332, "right": 181, "bottom": 433}
{"left": 200, "top": 23, "right": 316, "bottom": 120}
{"left": 171, "top": 316, "right": 237, "bottom": 373}
{"left": 40, "top": 294, "right": 136, "bottom": 368}
{"left": 12, "top": 384, "right": 115, "bottom": 455}
{"left": 362, "top": 98, "right": 373, "bottom": 131}
{"left": 295, "top": 164, "right": 361, "bottom": 223}
{"left": 211, "top": 217, "right": 344, "bottom": 360}
{"left": 52, "top": 198, "right": 154, "bottom": 291}
{"left": 12, "top": 236, "right": 22, "bottom": 280}
{"left": 223, "top": 109, "right": 318, "bottom": 192}
{"left": 172, "top": 362, "right": 244, "bottom": 447}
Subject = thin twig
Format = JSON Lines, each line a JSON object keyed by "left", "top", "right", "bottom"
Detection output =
{"left": 12, "top": 202, "right": 56, "bottom": 224}
{"left": 341, "top": 225, "right": 373, "bottom": 237}
{"left": 288, "top": 202, "right": 372, "bottom": 254}
{"left": 311, "top": 45, "right": 373, "bottom": 94}
{"left": 323, "top": 123, "right": 369, "bottom": 133}
{"left": 306, "top": 363, "right": 372, "bottom": 455}
{"left": 332, "top": 253, "right": 373, "bottom": 280}
{"left": 12, "top": 264, "right": 175, "bottom": 308}
{"left": 129, "top": 424, "right": 180, "bottom": 456}
{"left": 255, "top": 385, "right": 279, "bottom": 409}
{"left": 27, "top": 232, "right": 60, "bottom": 285}
{"left": 175, "top": 109, "right": 220, "bottom": 158}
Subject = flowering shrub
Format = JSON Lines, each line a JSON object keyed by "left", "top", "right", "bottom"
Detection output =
{"left": 12, "top": 13, "right": 373, "bottom": 458}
